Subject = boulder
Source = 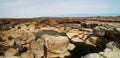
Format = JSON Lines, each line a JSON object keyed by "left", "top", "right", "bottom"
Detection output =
{"left": 5, "top": 48, "right": 17, "bottom": 56}
{"left": 66, "top": 29, "right": 80, "bottom": 39}
{"left": 14, "top": 38, "right": 25, "bottom": 46}
{"left": 93, "top": 26, "right": 107, "bottom": 36}
{"left": 86, "top": 36, "right": 107, "bottom": 47}
{"left": 41, "top": 34, "right": 70, "bottom": 54}
{"left": 21, "top": 50, "right": 34, "bottom": 58}
{"left": 30, "top": 40, "right": 44, "bottom": 58}
{"left": 98, "top": 42, "right": 120, "bottom": 58}
{"left": 2, "top": 39, "right": 14, "bottom": 46}
{"left": 21, "top": 33, "right": 35, "bottom": 43}
{"left": 85, "top": 36, "right": 99, "bottom": 46}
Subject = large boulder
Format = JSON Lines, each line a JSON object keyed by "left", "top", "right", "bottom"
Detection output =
{"left": 98, "top": 42, "right": 120, "bottom": 58}
{"left": 21, "top": 50, "right": 34, "bottom": 58}
{"left": 41, "top": 34, "right": 70, "bottom": 54}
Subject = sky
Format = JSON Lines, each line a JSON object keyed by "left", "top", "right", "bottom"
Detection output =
{"left": 0, "top": 0, "right": 120, "bottom": 18}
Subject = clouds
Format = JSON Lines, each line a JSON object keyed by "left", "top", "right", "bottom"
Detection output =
{"left": 0, "top": 0, "right": 120, "bottom": 18}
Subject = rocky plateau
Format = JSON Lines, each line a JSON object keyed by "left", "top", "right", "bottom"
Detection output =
{"left": 0, "top": 16, "right": 120, "bottom": 58}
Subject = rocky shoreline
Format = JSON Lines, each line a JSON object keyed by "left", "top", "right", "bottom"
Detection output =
{"left": 0, "top": 16, "right": 120, "bottom": 58}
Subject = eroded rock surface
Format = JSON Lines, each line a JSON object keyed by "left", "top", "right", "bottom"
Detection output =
{"left": 0, "top": 17, "right": 120, "bottom": 58}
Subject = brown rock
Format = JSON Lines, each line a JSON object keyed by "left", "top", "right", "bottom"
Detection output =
{"left": 2, "top": 39, "right": 14, "bottom": 46}
{"left": 85, "top": 36, "right": 99, "bottom": 46}
{"left": 5, "top": 48, "right": 17, "bottom": 56}
{"left": 14, "top": 38, "right": 25, "bottom": 45}
{"left": 30, "top": 40, "right": 44, "bottom": 58}
{"left": 21, "top": 50, "right": 34, "bottom": 58}
{"left": 71, "top": 37, "right": 84, "bottom": 42}
{"left": 66, "top": 29, "right": 80, "bottom": 39}
{"left": 41, "top": 34, "right": 70, "bottom": 53}
{"left": 93, "top": 26, "right": 107, "bottom": 36}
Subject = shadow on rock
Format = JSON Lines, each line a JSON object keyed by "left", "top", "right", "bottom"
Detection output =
{"left": 65, "top": 37, "right": 107, "bottom": 58}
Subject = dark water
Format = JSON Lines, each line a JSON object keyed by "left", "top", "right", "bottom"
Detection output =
{"left": 34, "top": 30, "right": 66, "bottom": 39}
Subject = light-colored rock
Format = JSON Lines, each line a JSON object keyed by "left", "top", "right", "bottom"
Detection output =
{"left": 89, "top": 36, "right": 98, "bottom": 44}
{"left": 78, "top": 33, "right": 84, "bottom": 39}
{"left": 71, "top": 37, "right": 84, "bottom": 42}
{"left": 30, "top": 40, "right": 44, "bottom": 58}
{"left": 21, "top": 50, "right": 34, "bottom": 58}
{"left": 2, "top": 39, "right": 14, "bottom": 46}
{"left": 14, "top": 38, "right": 25, "bottom": 45}
{"left": 93, "top": 26, "right": 107, "bottom": 36}
{"left": 5, "top": 48, "right": 17, "bottom": 56}
{"left": 25, "top": 37, "right": 35, "bottom": 43}
{"left": 98, "top": 41, "right": 120, "bottom": 58}
{"left": 85, "top": 39, "right": 96, "bottom": 46}
{"left": 116, "top": 28, "right": 120, "bottom": 32}
{"left": 4, "top": 56, "right": 20, "bottom": 58}
{"left": 68, "top": 43, "right": 76, "bottom": 51}
{"left": 41, "top": 34, "right": 70, "bottom": 54}
{"left": 85, "top": 36, "right": 98, "bottom": 46}
{"left": 66, "top": 29, "right": 80, "bottom": 39}
{"left": 81, "top": 34, "right": 89, "bottom": 41}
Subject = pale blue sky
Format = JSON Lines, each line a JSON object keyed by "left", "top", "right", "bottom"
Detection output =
{"left": 0, "top": 0, "right": 120, "bottom": 18}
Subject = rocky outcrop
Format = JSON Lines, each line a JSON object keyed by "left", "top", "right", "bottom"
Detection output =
{"left": 0, "top": 17, "right": 120, "bottom": 58}
{"left": 82, "top": 41, "right": 120, "bottom": 58}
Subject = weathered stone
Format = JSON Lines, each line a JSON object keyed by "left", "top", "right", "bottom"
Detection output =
{"left": 30, "top": 40, "right": 44, "bottom": 58}
{"left": 71, "top": 36, "right": 85, "bottom": 42}
{"left": 4, "top": 56, "right": 20, "bottom": 58}
{"left": 98, "top": 42, "right": 120, "bottom": 58}
{"left": 21, "top": 50, "right": 34, "bottom": 58}
{"left": 25, "top": 37, "right": 35, "bottom": 43}
{"left": 2, "top": 39, "right": 14, "bottom": 46}
{"left": 85, "top": 36, "right": 107, "bottom": 46}
{"left": 14, "top": 38, "right": 25, "bottom": 45}
{"left": 5, "top": 48, "right": 17, "bottom": 56}
{"left": 81, "top": 34, "right": 89, "bottom": 41}
{"left": 41, "top": 34, "right": 70, "bottom": 53}
{"left": 66, "top": 29, "right": 80, "bottom": 39}
{"left": 78, "top": 34, "right": 84, "bottom": 39}
{"left": 93, "top": 26, "right": 107, "bottom": 36}
{"left": 85, "top": 39, "right": 96, "bottom": 46}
